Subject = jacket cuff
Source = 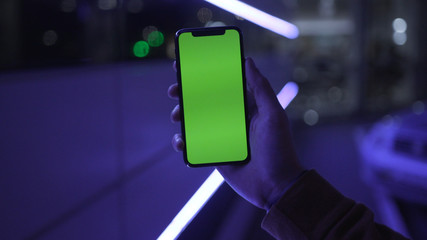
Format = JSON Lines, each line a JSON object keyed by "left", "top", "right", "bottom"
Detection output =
{"left": 261, "top": 170, "right": 352, "bottom": 239}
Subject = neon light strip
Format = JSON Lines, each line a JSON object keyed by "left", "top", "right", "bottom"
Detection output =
{"left": 205, "top": 0, "right": 299, "bottom": 39}
{"left": 157, "top": 170, "right": 224, "bottom": 240}
{"left": 277, "top": 82, "right": 299, "bottom": 109}
{"left": 158, "top": 82, "right": 299, "bottom": 240}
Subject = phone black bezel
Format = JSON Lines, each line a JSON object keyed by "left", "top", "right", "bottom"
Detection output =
{"left": 174, "top": 26, "right": 251, "bottom": 168}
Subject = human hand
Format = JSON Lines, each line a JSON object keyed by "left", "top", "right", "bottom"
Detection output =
{"left": 168, "top": 58, "right": 304, "bottom": 210}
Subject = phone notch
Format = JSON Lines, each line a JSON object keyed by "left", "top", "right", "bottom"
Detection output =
{"left": 191, "top": 28, "right": 225, "bottom": 37}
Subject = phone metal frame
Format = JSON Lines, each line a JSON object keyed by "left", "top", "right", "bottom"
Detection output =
{"left": 174, "top": 26, "right": 251, "bottom": 167}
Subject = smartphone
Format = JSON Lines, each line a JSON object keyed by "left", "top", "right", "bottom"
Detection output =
{"left": 175, "top": 26, "right": 250, "bottom": 167}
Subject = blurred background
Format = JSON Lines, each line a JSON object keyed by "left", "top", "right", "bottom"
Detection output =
{"left": 1, "top": 0, "right": 426, "bottom": 239}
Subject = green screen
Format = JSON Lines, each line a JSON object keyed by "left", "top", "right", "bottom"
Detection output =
{"left": 177, "top": 28, "right": 248, "bottom": 166}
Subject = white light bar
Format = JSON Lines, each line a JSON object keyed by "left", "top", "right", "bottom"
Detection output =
{"left": 158, "top": 82, "right": 299, "bottom": 240}
{"left": 277, "top": 82, "right": 299, "bottom": 109}
{"left": 157, "top": 170, "right": 224, "bottom": 240}
{"left": 205, "top": 0, "right": 299, "bottom": 39}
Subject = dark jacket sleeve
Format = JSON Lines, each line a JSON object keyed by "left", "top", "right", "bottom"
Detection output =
{"left": 261, "top": 170, "right": 410, "bottom": 240}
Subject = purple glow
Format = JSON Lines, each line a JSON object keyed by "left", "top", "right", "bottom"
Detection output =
{"left": 205, "top": 0, "right": 299, "bottom": 39}
{"left": 277, "top": 82, "right": 299, "bottom": 109}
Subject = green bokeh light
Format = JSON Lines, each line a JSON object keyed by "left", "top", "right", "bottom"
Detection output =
{"left": 147, "top": 31, "right": 164, "bottom": 47}
{"left": 133, "top": 41, "right": 149, "bottom": 57}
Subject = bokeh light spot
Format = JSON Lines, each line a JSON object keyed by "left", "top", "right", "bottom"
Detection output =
{"left": 328, "top": 86, "right": 343, "bottom": 103}
{"left": 197, "top": 8, "right": 213, "bottom": 23}
{"left": 143, "top": 26, "right": 158, "bottom": 41}
{"left": 205, "top": 21, "right": 226, "bottom": 27}
{"left": 147, "top": 31, "right": 164, "bottom": 47}
{"left": 133, "top": 41, "right": 149, "bottom": 57}
{"left": 127, "top": 0, "right": 143, "bottom": 13}
{"left": 61, "top": 0, "right": 76, "bottom": 12}
{"left": 43, "top": 30, "right": 58, "bottom": 46}
{"left": 392, "top": 18, "right": 407, "bottom": 33}
{"left": 98, "top": 0, "right": 117, "bottom": 10}
{"left": 412, "top": 101, "right": 425, "bottom": 115}
{"left": 393, "top": 32, "right": 407, "bottom": 45}
{"left": 304, "top": 109, "right": 319, "bottom": 126}
{"left": 166, "top": 41, "right": 175, "bottom": 59}
{"left": 293, "top": 67, "right": 308, "bottom": 82}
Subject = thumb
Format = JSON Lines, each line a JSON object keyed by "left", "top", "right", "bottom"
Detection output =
{"left": 245, "top": 58, "right": 281, "bottom": 114}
